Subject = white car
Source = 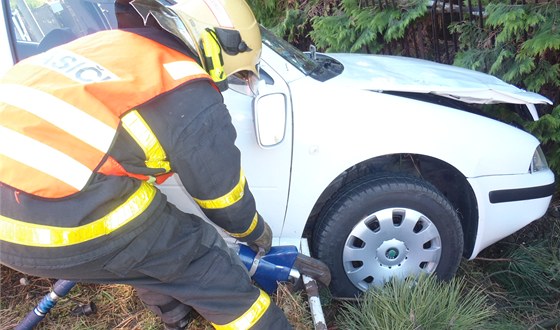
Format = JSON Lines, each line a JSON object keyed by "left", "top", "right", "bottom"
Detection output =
{"left": 1, "top": 0, "right": 555, "bottom": 298}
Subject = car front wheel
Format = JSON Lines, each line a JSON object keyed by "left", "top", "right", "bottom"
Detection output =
{"left": 312, "top": 175, "right": 464, "bottom": 298}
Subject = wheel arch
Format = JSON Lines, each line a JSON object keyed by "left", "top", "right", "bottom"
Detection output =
{"left": 304, "top": 153, "right": 479, "bottom": 258}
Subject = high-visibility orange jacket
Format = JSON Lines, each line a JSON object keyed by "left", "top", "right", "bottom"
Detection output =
{"left": 0, "top": 29, "right": 265, "bottom": 263}
{"left": 1, "top": 29, "right": 209, "bottom": 199}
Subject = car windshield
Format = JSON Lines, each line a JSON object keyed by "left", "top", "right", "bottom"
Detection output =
{"left": 259, "top": 26, "right": 319, "bottom": 75}
{"left": 7, "top": 0, "right": 341, "bottom": 80}
{"left": 260, "top": 26, "right": 343, "bottom": 82}
{"left": 10, "top": 0, "right": 115, "bottom": 41}
{"left": 8, "top": 0, "right": 117, "bottom": 60}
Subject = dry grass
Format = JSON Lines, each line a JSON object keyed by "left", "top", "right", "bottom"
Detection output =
{"left": 0, "top": 266, "right": 161, "bottom": 329}
{"left": 1, "top": 266, "right": 315, "bottom": 330}
{"left": 274, "top": 283, "right": 314, "bottom": 329}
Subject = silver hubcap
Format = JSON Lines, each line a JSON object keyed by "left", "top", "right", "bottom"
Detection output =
{"left": 343, "top": 208, "right": 442, "bottom": 291}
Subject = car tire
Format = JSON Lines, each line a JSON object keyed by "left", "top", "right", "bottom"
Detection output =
{"left": 312, "top": 175, "right": 464, "bottom": 298}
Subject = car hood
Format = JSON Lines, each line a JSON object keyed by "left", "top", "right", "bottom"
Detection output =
{"left": 325, "top": 53, "right": 552, "bottom": 119}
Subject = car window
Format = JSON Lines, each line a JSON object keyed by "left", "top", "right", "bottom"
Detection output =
{"left": 6, "top": 0, "right": 341, "bottom": 82}
{"left": 7, "top": 0, "right": 116, "bottom": 61}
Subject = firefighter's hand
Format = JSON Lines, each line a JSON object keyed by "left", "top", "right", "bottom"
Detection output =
{"left": 248, "top": 222, "right": 272, "bottom": 254}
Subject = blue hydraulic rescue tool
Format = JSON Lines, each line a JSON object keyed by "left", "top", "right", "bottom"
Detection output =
{"left": 234, "top": 244, "right": 330, "bottom": 294}
{"left": 16, "top": 244, "right": 331, "bottom": 330}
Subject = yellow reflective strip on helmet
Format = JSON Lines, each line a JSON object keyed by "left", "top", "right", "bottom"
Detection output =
{"left": 193, "top": 170, "right": 246, "bottom": 209}
{"left": 121, "top": 110, "right": 171, "bottom": 172}
{"left": 201, "top": 29, "right": 226, "bottom": 86}
{"left": 227, "top": 212, "right": 258, "bottom": 238}
{"left": 0, "top": 182, "right": 156, "bottom": 247}
{"left": 212, "top": 289, "right": 270, "bottom": 330}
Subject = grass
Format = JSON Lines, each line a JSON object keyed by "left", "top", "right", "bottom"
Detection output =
{"left": 463, "top": 204, "right": 560, "bottom": 330}
{"left": 335, "top": 275, "right": 495, "bottom": 330}
{"left": 2, "top": 203, "right": 559, "bottom": 330}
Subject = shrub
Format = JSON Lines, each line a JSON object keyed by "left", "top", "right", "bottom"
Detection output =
{"left": 336, "top": 275, "right": 495, "bottom": 329}
{"left": 451, "top": 1, "right": 560, "bottom": 179}
{"left": 310, "top": 0, "right": 428, "bottom": 54}
{"left": 484, "top": 214, "right": 560, "bottom": 303}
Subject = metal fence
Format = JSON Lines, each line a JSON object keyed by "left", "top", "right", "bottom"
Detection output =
{"left": 373, "top": 0, "right": 482, "bottom": 64}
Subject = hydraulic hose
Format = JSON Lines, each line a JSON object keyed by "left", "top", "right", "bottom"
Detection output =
{"left": 15, "top": 280, "right": 76, "bottom": 330}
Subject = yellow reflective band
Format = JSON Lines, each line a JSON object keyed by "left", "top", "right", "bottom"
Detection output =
{"left": 227, "top": 213, "right": 258, "bottom": 239}
{"left": 121, "top": 110, "right": 171, "bottom": 173}
{"left": 212, "top": 289, "right": 271, "bottom": 330}
{"left": 193, "top": 170, "right": 246, "bottom": 209}
{"left": 0, "top": 182, "right": 156, "bottom": 247}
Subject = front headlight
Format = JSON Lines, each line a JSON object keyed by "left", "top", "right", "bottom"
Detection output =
{"left": 530, "top": 146, "right": 549, "bottom": 173}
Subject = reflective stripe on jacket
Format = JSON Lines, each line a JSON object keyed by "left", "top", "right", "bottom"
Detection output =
{"left": 0, "top": 181, "right": 156, "bottom": 247}
{"left": 0, "top": 30, "right": 211, "bottom": 199}
{"left": 0, "top": 30, "right": 214, "bottom": 247}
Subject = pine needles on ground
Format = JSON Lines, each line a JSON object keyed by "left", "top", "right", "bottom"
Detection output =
{"left": 0, "top": 267, "right": 314, "bottom": 330}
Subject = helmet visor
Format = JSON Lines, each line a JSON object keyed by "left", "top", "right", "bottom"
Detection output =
{"left": 228, "top": 71, "right": 260, "bottom": 96}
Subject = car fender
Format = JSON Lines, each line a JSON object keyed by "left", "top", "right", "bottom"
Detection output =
{"left": 281, "top": 78, "right": 541, "bottom": 238}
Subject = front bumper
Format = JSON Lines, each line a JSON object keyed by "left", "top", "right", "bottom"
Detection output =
{"left": 467, "top": 169, "right": 555, "bottom": 259}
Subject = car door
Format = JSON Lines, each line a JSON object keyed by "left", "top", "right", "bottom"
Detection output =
{"left": 230, "top": 61, "right": 293, "bottom": 236}
{"left": 161, "top": 59, "right": 294, "bottom": 238}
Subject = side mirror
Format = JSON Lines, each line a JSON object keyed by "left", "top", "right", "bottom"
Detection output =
{"left": 253, "top": 93, "right": 287, "bottom": 147}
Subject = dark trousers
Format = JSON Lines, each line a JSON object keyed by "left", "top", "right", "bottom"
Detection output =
{"left": 10, "top": 203, "right": 291, "bottom": 329}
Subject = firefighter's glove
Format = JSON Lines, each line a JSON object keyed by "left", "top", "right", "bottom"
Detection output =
{"left": 248, "top": 221, "right": 272, "bottom": 254}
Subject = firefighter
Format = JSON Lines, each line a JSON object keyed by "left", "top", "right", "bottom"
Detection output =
{"left": 0, "top": 0, "right": 292, "bottom": 328}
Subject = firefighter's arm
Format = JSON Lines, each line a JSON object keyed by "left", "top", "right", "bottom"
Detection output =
{"left": 181, "top": 104, "right": 270, "bottom": 248}
{"left": 146, "top": 81, "right": 269, "bottom": 247}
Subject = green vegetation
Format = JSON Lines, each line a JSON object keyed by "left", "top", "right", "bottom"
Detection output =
{"left": 310, "top": 0, "right": 428, "bottom": 53}
{"left": 10, "top": 0, "right": 47, "bottom": 10}
{"left": 336, "top": 275, "right": 495, "bottom": 329}
{"left": 474, "top": 214, "right": 560, "bottom": 328}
